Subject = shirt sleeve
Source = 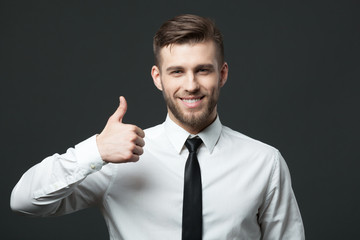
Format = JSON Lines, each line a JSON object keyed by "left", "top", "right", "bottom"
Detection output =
{"left": 258, "top": 150, "right": 305, "bottom": 239}
{"left": 10, "top": 135, "right": 110, "bottom": 216}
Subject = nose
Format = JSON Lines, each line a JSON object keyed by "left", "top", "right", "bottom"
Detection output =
{"left": 184, "top": 72, "right": 200, "bottom": 93}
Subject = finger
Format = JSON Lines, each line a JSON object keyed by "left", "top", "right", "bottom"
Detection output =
{"left": 132, "top": 145, "right": 144, "bottom": 156}
{"left": 111, "top": 96, "right": 127, "bottom": 122}
{"left": 135, "top": 136, "right": 145, "bottom": 147}
{"left": 129, "top": 154, "right": 140, "bottom": 162}
{"left": 134, "top": 126, "right": 145, "bottom": 138}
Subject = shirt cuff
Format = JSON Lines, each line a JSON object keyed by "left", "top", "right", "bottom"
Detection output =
{"left": 75, "top": 135, "right": 106, "bottom": 172}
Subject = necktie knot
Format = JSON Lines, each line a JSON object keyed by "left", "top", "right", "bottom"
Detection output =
{"left": 185, "top": 138, "right": 203, "bottom": 153}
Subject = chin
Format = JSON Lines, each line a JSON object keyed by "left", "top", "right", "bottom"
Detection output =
{"left": 179, "top": 111, "right": 213, "bottom": 128}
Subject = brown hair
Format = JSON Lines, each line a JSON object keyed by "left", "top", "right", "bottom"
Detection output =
{"left": 153, "top": 14, "right": 224, "bottom": 67}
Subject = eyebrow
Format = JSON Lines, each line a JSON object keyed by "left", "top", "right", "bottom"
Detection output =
{"left": 195, "top": 64, "right": 215, "bottom": 71}
{"left": 166, "top": 66, "right": 184, "bottom": 73}
{"left": 165, "top": 64, "right": 215, "bottom": 73}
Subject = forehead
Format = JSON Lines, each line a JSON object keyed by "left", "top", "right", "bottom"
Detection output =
{"left": 158, "top": 41, "right": 219, "bottom": 70}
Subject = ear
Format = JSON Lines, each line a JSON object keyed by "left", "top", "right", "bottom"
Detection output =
{"left": 151, "top": 65, "right": 163, "bottom": 91}
{"left": 219, "top": 62, "right": 229, "bottom": 88}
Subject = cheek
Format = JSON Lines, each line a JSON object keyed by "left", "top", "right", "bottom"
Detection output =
{"left": 203, "top": 81, "right": 221, "bottom": 94}
{"left": 199, "top": 74, "right": 222, "bottom": 89}
{"left": 162, "top": 84, "right": 177, "bottom": 99}
{"left": 162, "top": 79, "right": 181, "bottom": 95}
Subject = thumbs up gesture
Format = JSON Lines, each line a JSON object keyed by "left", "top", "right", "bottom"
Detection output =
{"left": 96, "top": 96, "right": 145, "bottom": 163}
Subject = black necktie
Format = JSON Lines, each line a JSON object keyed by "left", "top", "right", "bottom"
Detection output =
{"left": 182, "top": 138, "right": 203, "bottom": 240}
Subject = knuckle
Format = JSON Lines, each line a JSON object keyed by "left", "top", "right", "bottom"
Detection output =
{"left": 129, "top": 125, "right": 137, "bottom": 131}
{"left": 129, "top": 144, "right": 136, "bottom": 152}
{"left": 123, "top": 151, "right": 133, "bottom": 160}
{"left": 129, "top": 134, "right": 137, "bottom": 142}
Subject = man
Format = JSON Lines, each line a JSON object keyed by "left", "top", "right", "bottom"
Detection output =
{"left": 11, "top": 14, "right": 305, "bottom": 239}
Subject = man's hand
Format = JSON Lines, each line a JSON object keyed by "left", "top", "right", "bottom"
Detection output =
{"left": 96, "top": 96, "right": 145, "bottom": 163}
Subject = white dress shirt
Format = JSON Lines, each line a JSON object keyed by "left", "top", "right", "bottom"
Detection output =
{"left": 11, "top": 116, "right": 305, "bottom": 239}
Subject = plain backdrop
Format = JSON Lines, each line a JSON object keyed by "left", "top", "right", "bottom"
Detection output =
{"left": 1, "top": 0, "right": 359, "bottom": 239}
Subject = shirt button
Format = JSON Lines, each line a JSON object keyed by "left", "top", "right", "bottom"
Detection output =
{"left": 90, "top": 164, "right": 96, "bottom": 170}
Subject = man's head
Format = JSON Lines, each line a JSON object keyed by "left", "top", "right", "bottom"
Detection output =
{"left": 153, "top": 14, "right": 224, "bottom": 68}
{"left": 151, "top": 14, "right": 228, "bottom": 134}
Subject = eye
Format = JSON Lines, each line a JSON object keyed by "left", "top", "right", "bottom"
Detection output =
{"left": 197, "top": 68, "right": 211, "bottom": 74}
{"left": 170, "top": 70, "right": 184, "bottom": 77}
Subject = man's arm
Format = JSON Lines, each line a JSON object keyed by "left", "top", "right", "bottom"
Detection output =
{"left": 10, "top": 135, "right": 106, "bottom": 216}
{"left": 10, "top": 96, "right": 145, "bottom": 216}
{"left": 258, "top": 151, "right": 305, "bottom": 239}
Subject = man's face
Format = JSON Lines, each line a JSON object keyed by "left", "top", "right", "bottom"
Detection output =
{"left": 152, "top": 41, "right": 228, "bottom": 133}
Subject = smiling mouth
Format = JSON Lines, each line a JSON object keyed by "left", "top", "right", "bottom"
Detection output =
{"left": 181, "top": 98, "right": 202, "bottom": 103}
{"left": 181, "top": 95, "right": 204, "bottom": 101}
{"left": 180, "top": 96, "right": 204, "bottom": 108}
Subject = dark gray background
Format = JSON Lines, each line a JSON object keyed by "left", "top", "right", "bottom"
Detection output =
{"left": 1, "top": 0, "right": 359, "bottom": 239}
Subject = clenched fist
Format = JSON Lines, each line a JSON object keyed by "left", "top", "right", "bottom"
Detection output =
{"left": 96, "top": 96, "right": 145, "bottom": 163}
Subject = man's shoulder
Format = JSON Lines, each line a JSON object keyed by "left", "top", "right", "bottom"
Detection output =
{"left": 220, "top": 125, "right": 279, "bottom": 155}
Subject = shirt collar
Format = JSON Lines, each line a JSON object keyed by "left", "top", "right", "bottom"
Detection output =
{"left": 163, "top": 115, "right": 222, "bottom": 154}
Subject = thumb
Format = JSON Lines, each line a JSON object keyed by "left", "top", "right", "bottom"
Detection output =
{"left": 111, "top": 96, "right": 127, "bottom": 122}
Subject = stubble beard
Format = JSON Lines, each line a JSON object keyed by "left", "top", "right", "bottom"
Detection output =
{"left": 162, "top": 89, "right": 219, "bottom": 132}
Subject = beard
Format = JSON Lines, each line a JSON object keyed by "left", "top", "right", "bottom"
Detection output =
{"left": 162, "top": 88, "right": 219, "bottom": 131}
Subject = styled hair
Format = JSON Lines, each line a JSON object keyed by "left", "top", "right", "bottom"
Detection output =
{"left": 153, "top": 14, "right": 224, "bottom": 67}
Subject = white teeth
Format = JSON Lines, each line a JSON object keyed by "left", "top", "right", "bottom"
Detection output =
{"left": 182, "top": 98, "right": 200, "bottom": 103}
